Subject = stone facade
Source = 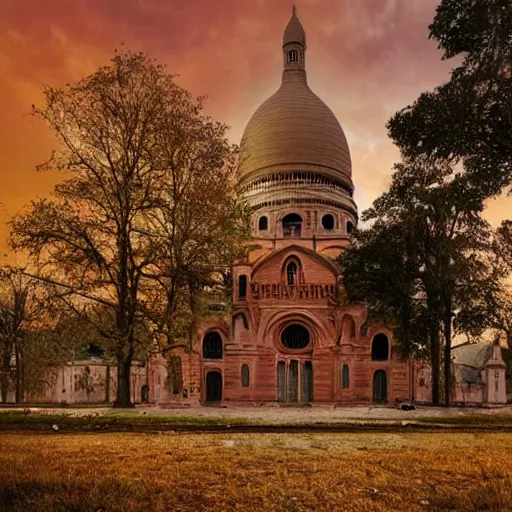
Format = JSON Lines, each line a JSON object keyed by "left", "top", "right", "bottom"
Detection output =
{"left": 150, "top": 9, "right": 507, "bottom": 408}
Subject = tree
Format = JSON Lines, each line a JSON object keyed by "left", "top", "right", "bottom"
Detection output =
{"left": 0, "top": 267, "right": 77, "bottom": 402}
{"left": 10, "top": 50, "right": 247, "bottom": 407}
{"left": 341, "top": 158, "right": 495, "bottom": 405}
{"left": 339, "top": 219, "right": 423, "bottom": 360}
{"left": 381, "top": 0, "right": 512, "bottom": 405}
{"left": 388, "top": 0, "right": 512, "bottom": 198}
{"left": 138, "top": 95, "right": 250, "bottom": 352}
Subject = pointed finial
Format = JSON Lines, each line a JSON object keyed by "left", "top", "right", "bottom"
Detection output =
{"left": 293, "top": 4, "right": 296, "bottom": 15}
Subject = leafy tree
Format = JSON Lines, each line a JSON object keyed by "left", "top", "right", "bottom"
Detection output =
{"left": 388, "top": 0, "right": 512, "bottom": 197}
{"left": 339, "top": 219, "right": 422, "bottom": 359}
{"left": 342, "top": 158, "right": 495, "bottom": 405}
{"left": 138, "top": 96, "right": 250, "bottom": 352}
{"left": 0, "top": 267, "right": 78, "bottom": 402}
{"left": 10, "top": 50, "right": 247, "bottom": 407}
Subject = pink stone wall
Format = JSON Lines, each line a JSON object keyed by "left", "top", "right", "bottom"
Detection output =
{"left": 23, "top": 361, "right": 147, "bottom": 404}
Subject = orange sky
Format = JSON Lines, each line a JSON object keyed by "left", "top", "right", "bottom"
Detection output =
{"left": 0, "top": 0, "right": 510, "bottom": 261}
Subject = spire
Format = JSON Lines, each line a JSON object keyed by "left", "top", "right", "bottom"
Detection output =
{"left": 283, "top": 6, "right": 306, "bottom": 48}
{"left": 282, "top": 6, "right": 306, "bottom": 79}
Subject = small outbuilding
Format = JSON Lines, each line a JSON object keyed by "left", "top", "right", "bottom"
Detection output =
{"left": 451, "top": 342, "right": 507, "bottom": 406}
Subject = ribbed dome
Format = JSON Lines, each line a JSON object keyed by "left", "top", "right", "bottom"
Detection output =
{"left": 240, "top": 8, "right": 352, "bottom": 187}
{"left": 240, "top": 74, "right": 352, "bottom": 184}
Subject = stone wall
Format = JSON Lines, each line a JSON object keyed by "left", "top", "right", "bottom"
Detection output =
{"left": 20, "top": 360, "right": 147, "bottom": 405}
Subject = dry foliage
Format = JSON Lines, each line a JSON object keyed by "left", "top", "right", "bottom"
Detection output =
{"left": 1, "top": 432, "right": 512, "bottom": 511}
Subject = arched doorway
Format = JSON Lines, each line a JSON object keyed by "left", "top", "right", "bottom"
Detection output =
{"left": 206, "top": 371, "right": 222, "bottom": 402}
{"left": 373, "top": 370, "right": 387, "bottom": 403}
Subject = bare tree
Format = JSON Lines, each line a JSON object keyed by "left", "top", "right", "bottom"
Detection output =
{"left": 10, "top": 50, "right": 249, "bottom": 406}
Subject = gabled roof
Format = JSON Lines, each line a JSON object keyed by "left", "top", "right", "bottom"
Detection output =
{"left": 452, "top": 342, "right": 494, "bottom": 369}
{"left": 251, "top": 244, "right": 339, "bottom": 276}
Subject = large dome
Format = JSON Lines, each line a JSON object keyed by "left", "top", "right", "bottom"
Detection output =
{"left": 240, "top": 8, "right": 352, "bottom": 190}
{"left": 240, "top": 73, "right": 352, "bottom": 185}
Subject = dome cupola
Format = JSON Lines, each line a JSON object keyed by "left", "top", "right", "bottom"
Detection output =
{"left": 239, "top": 7, "right": 357, "bottom": 250}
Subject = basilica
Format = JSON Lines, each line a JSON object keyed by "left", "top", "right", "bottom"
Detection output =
{"left": 144, "top": 8, "right": 508, "bottom": 407}
{"left": 147, "top": 9, "right": 402, "bottom": 406}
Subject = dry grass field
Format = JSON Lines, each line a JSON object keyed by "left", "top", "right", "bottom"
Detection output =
{"left": 1, "top": 432, "right": 512, "bottom": 511}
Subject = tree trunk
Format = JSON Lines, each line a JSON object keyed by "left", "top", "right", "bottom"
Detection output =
{"left": 443, "top": 297, "right": 453, "bottom": 407}
{"left": 430, "top": 326, "right": 440, "bottom": 405}
{"left": 15, "top": 345, "right": 23, "bottom": 404}
{"left": 0, "top": 352, "right": 9, "bottom": 402}
{"left": 114, "top": 355, "right": 133, "bottom": 408}
{"left": 427, "top": 292, "right": 441, "bottom": 406}
{"left": 0, "top": 373, "right": 7, "bottom": 403}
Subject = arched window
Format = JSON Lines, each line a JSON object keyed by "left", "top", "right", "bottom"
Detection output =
{"left": 241, "top": 364, "right": 250, "bottom": 388}
{"left": 281, "top": 324, "right": 310, "bottom": 350}
{"left": 238, "top": 275, "right": 247, "bottom": 299}
{"left": 287, "top": 261, "right": 298, "bottom": 285}
{"left": 371, "top": 333, "right": 389, "bottom": 361}
{"left": 282, "top": 213, "right": 302, "bottom": 238}
{"left": 346, "top": 221, "right": 354, "bottom": 234}
{"left": 322, "top": 214, "right": 335, "bottom": 230}
{"left": 302, "top": 361, "right": 313, "bottom": 402}
{"left": 288, "top": 50, "right": 299, "bottom": 63}
{"left": 342, "top": 316, "right": 356, "bottom": 341}
{"left": 342, "top": 364, "right": 350, "bottom": 389}
{"left": 350, "top": 319, "right": 356, "bottom": 338}
{"left": 258, "top": 216, "right": 268, "bottom": 231}
{"left": 203, "top": 331, "right": 223, "bottom": 359}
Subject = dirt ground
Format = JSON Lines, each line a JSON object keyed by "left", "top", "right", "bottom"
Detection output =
{"left": 3, "top": 403, "right": 512, "bottom": 423}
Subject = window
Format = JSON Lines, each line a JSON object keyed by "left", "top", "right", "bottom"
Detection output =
{"left": 342, "top": 364, "right": 349, "bottom": 389}
{"left": 322, "top": 214, "right": 335, "bottom": 230}
{"left": 258, "top": 216, "right": 268, "bottom": 231}
{"left": 241, "top": 364, "right": 250, "bottom": 388}
{"left": 203, "top": 331, "right": 223, "bottom": 359}
{"left": 346, "top": 221, "right": 354, "bottom": 234}
{"left": 287, "top": 261, "right": 298, "bottom": 285}
{"left": 288, "top": 50, "right": 298, "bottom": 63}
{"left": 342, "top": 316, "right": 356, "bottom": 341}
{"left": 238, "top": 275, "right": 247, "bottom": 299}
{"left": 277, "top": 361, "right": 286, "bottom": 403}
{"left": 302, "top": 361, "right": 313, "bottom": 401}
{"left": 282, "top": 213, "right": 302, "bottom": 238}
{"left": 371, "top": 333, "right": 389, "bottom": 361}
{"left": 168, "top": 356, "right": 182, "bottom": 395}
{"left": 281, "top": 324, "right": 310, "bottom": 350}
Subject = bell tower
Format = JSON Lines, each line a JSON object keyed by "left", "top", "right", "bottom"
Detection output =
{"left": 282, "top": 6, "right": 307, "bottom": 80}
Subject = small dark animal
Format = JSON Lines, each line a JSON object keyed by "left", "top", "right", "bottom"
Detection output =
{"left": 400, "top": 403, "right": 416, "bottom": 411}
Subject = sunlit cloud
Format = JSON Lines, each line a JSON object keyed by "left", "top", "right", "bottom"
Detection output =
{"left": 0, "top": 0, "right": 510, "bottom": 261}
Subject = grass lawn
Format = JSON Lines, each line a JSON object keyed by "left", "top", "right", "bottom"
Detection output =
{"left": 1, "top": 432, "right": 512, "bottom": 511}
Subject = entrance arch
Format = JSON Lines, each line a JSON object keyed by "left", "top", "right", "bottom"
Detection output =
{"left": 373, "top": 370, "right": 387, "bottom": 403}
{"left": 206, "top": 371, "right": 222, "bottom": 402}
